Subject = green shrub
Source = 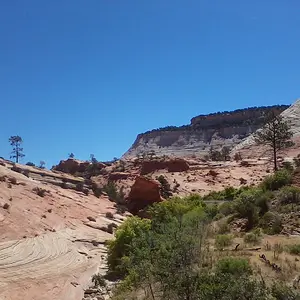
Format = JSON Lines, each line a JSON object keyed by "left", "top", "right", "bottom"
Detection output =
{"left": 215, "top": 234, "right": 233, "bottom": 250}
{"left": 278, "top": 186, "right": 300, "bottom": 204}
{"left": 233, "top": 189, "right": 260, "bottom": 230}
{"left": 259, "top": 212, "right": 282, "bottom": 235}
{"left": 216, "top": 257, "right": 252, "bottom": 276}
{"left": 218, "top": 220, "right": 230, "bottom": 234}
{"left": 271, "top": 282, "right": 300, "bottom": 300}
{"left": 214, "top": 213, "right": 224, "bottom": 221}
{"left": 92, "top": 273, "right": 107, "bottom": 289}
{"left": 243, "top": 232, "right": 261, "bottom": 245}
{"left": 286, "top": 244, "right": 300, "bottom": 255}
{"left": 282, "top": 161, "right": 294, "bottom": 172}
{"left": 157, "top": 175, "right": 173, "bottom": 199}
{"left": 107, "top": 216, "right": 151, "bottom": 277}
{"left": 218, "top": 202, "right": 234, "bottom": 216}
{"left": 261, "top": 169, "right": 292, "bottom": 191}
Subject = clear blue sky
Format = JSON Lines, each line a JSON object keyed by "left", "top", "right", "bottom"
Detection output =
{"left": 0, "top": 1, "right": 299, "bottom": 167}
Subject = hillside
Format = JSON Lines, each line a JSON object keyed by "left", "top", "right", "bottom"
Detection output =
{"left": 123, "top": 105, "right": 289, "bottom": 158}
{"left": 0, "top": 159, "right": 128, "bottom": 300}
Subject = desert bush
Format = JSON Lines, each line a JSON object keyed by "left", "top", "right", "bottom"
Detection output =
{"left": 103, "top": 182, "right": 124, "bottom": 203}
{"left": 233, "top": 189, "right": 260, "bottom": 230}
{"left": 156, "top": 175, "right": 173, "bottom": 199}
{"left": 215, "top": 234, "right": 233, "bottom": 250}
{"left": 282, "top": 161, "right": 294, "bottom": 172}
{"left": 216, "top": 257, "right": 252, "bottom": 277}
{"left": 259, "top": 212, "right": 282, "bottom": 234}
{"left": 75, "top": 182, "right": 84, "bottom": 192}
{"left": 26, "top": 162, "right": 35, "bottom": 167}
{"left": 218, "top": 202, "right": 234, "bottom": 216}
{"left": 106, "top": 211, "right": 114, "bottom": 219}
{"left": 214, "top": 213, "right": 224, "bottom": 221}
{"left": 83, "top": 188, "right": 89, "bottom": 196}
{"left": 243, "top": 232, "right": 261, "bottom": 245}
{"left": 271, "top": 282, "right": 300, "bottom": 300}
{"left": 92, "top": 183, "right": 102, "bottom": 198}
{"left": 286, "top": 244, "right": 300, "bottom": 255}
{"left": 278, "top": 186, "right": 300, "bottom": 205}
{"left": 33, "top": 187, "right": 47, "bottom": 197}
{"left": 107, "top": 223, "right": 115, "bottom": 234}
{"left": 293, "top": 154, "right": 300, "bottom": 167}
{"left": 234, "top": 152, "right": 242, "bottom": 161}
{"left": 92, "top": 273, "right": 107, "bottom": 289}
{"left": 261, "top": 169, "right": 292, "bottom": 191}
{"left": 218, "top": 220, "right": 230, "bottom": 234}
{"left": 240, "top": 160, "right": 250, "bottom": 167}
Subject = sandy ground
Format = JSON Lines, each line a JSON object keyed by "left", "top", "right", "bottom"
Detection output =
{"left": 0, "top": 162, "right": 122, "bottom": 300}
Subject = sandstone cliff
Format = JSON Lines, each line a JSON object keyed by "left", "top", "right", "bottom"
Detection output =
{"left": 234, "top": 99, "right": 300, "bottom": 153}
{"left": 123, "top": 105, "right": 289, "bottom": 158}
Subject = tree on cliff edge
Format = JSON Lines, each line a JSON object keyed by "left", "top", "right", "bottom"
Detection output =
{"left": 254, "top": 112, "right": 294, "bottom": 171}
{"left": 9, "top": 136, "right": 25, "bottom": 163}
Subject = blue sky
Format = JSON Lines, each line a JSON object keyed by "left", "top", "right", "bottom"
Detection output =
{"left": 0, "top": 1, "right": 299, "bottom": 167}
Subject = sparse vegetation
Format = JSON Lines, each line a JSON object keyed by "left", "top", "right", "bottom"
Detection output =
{"left": 216, "top": 257, "right": 252, "bottom": 276}
{"left": 286, "top": 244, "right": 300, "bottom": 255}
{"left": 215, "top": 234, "right": 233, "bottom": 250}
{"left": 106, "top": 211, "right": 114, "bottom": 219}
{"left": 39, "top": 161, "right": 46, "bottom": 169}
{"left": 261, "top": 169, "right": 292, "bottom": 191}
{"left": 243, "top": 232, "right": 261, "bottom": 245}
{"left": 26, "top": 162, "right": 35, "bottom": 167}
{"left": 156, "top": 175, "right": 172, "bottom": 199}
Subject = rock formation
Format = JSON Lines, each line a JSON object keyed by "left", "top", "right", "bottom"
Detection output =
{"left": 126, "top": 176, "right": 164, "bottom": 214}
{"left": 123, "top": 105, "right": 289, "bottom": 158}
{"left": 52, "top": 158, "right": 106, "bottom": 175}
{"left": 140, "top": 158, "right": 190, "bottom": 175}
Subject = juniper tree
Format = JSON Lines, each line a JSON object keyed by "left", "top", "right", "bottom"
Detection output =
{"left": 254, "top": 112, "right": 294, "bottom": 171}
{"left": 9, "top": 136, "right": 25, "bottom": 163}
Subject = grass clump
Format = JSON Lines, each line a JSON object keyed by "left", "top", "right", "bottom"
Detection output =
{"left": 215, "top": 234, "right": 233, "bottom": 250}
{"left": 243, "top": 232, "right": 261, "bottom": 245}
{"left": 286, "top": 244, "right": 300, "bottom": 255}
{"left": 278, "top": 186, "right": 300, "bottom": 205}
{"left": 216, "top": 257, "right": 252, "bottom": 276}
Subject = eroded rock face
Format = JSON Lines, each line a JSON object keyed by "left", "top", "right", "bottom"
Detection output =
{"left": 140, "top": 158, "right": 189, "bottom": 175}
{"left": 126, "top": 176, "right": 163, "bottom": 214}
{"left": 123, "top": 105, "right": 289, "bottom": 158}
{"left": 108, "top": 172, "right": 131, "bottom": 181}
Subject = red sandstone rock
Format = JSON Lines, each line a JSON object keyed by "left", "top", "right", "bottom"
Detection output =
{"left": 140, "top": 158, "right": 189, "bottom": 175}
{"left": 52, "top": 159, "right": 106, "bottom": 175}
{"left": 108, "top": 172, "right": 132, "bottom": 181}
{"left": 126, "top": 176, "right": 163, "bottom": 214}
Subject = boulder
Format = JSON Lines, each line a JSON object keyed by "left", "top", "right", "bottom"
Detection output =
{"left": 126, "top": 176, "right": 163, "bottom": 214}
